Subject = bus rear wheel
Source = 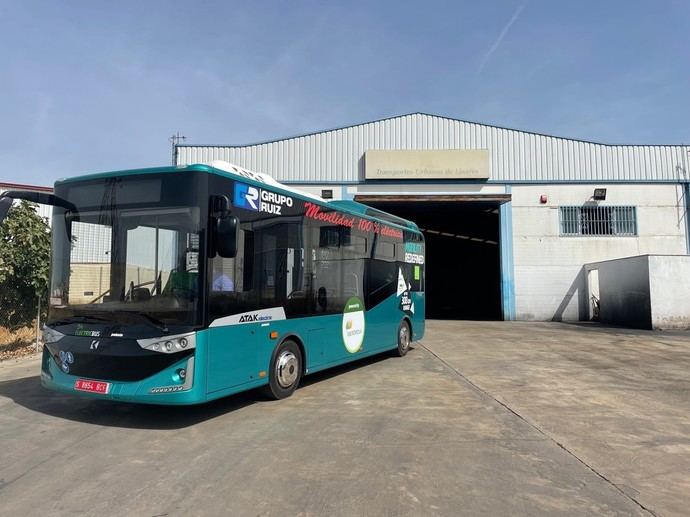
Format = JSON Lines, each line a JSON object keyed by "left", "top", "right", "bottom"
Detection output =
{"left": 263, "top": 340, "right": 302, "bottom": 400}
{"left": 395, "top": 320, "right": 411, "bottom": 357}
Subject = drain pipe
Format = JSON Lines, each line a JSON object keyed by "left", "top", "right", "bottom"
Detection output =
{"left": 684, "top": 147, "right": 690, "bottom": 255}
{"left": 685, "top": 182, "right": 690, "bottom": 255}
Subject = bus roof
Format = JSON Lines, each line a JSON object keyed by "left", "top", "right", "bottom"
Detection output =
{"left": 56, "top": 161, "right": 420, "bottom": 233}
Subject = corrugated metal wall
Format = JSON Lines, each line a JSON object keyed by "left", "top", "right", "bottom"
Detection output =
{"left": 176, "top": 113, "right": 690, "bottom": 183}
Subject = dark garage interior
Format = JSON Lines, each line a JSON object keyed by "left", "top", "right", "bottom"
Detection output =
{"left": 360, "top": 198, "right": 503, "bottom": 320}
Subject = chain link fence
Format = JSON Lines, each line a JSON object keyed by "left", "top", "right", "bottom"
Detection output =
{"left": 0, "top": 198, "right": 51, "bottom": 361}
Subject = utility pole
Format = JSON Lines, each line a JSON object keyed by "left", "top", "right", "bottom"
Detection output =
{"left": 169, "top": 132, "right": 187, "bottom": 166}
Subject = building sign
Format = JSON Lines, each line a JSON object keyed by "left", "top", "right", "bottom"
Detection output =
{"left": 364, "top": 149, "right": 490, "bottom": 180}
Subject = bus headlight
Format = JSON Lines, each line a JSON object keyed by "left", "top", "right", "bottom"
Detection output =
{"left": 150, "top": 357, "right": 195, "bottom": 394}
{"left": 43, "top": 327, "right": 65, "bottom": 344}
{"left": 137, "top": 333, "right": 196, "bottom": 353}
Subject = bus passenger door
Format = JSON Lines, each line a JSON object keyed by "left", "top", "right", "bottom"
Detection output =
{"left": 206, "top": 237, "right": 265, "bottom": 393}
{"left": 365, "top": 258, "right": 399, "bottom": 350}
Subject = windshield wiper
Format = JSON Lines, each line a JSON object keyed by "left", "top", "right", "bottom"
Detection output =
{"left": 131, "top": 312, "right": 169, "bottom": 333}
{"left": 49, "top": 315, "right": 112, "bottom": 327}
{"left": 50, "top": 312, "right": 169, "bottom": 333}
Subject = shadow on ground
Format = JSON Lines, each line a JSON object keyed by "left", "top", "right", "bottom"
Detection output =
{"left": 0, "top": 352, "right": 392, "bottom": 430}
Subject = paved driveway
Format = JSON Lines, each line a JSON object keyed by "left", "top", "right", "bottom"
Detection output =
{"left": 0, "top": 321, "right": 688, "bottom": 516}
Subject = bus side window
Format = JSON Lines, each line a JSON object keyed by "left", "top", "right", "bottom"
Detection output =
{"left": 242, "top": 230, "right": 254, "bottom": 291}
{"left": 402, "top": 230, "right": 424, "bottom": 292}
{"left": 210, "top": 228, "right": 251, "bottom": 293}
{"left": 366, "top": 259, "right": 397, "bottom": 308}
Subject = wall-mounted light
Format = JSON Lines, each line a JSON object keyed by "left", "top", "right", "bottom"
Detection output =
{"left": 593, "top": 188, "right": 607, "bottom": 200}
{"left": 321, "top": 189, "right": 333, "bottom": 199}
{"left": 539, "top": 194, "right": 548, "bottom": 204}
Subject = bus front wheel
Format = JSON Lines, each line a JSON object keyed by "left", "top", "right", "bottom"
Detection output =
{"left": 395, "top": 320, "right": 411, "bottom": 357}
{"left": 263, "top": 339, "right": 303, "bottom": 400}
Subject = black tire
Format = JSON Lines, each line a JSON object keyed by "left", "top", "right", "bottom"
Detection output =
{"left": 395, "top": 320, "right": 412, "bottom": 357}
{"left": 262, "top": 339, "right": 303, "bottom": 400}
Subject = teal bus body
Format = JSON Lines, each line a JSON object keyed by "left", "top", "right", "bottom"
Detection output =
{"left": 40, "top": 162, "right": 425, "bottom": 404}
{"left": 42, "top": 295, "right": 425, "bottom": 404}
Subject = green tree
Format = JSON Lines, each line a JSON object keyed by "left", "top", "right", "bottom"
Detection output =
{"left": 0, "top": 201, "right": 51, "bottom": 329}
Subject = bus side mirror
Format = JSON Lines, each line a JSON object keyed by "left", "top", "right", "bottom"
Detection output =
{"left": 0, "top": 197, "right": 12, "bottom": 224}
{"left": 216, "top": 215, "right": 239, "bottom": 258}
{"left": 212, "top": 195, "right": 231, "bottom": 218}
{"left": 0, "top": 190, "right": 78, "bottom": 228}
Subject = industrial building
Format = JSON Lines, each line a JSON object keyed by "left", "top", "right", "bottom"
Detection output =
{"left": 175, "top": 112, "right": 690, "bottom": 324}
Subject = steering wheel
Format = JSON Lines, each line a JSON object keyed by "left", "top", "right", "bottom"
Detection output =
{"left": 170, "top": 286, "right": 195, "bottom": 301}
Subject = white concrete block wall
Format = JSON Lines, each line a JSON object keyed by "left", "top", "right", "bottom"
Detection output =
{"left": 648, "top": 255, "right": 690, "bottom": 329}
{"left": 511, "top": 184, "right": 688, "bottom": 321}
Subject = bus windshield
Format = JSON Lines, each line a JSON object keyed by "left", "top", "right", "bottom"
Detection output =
{"left": 48, "top": 176, "right": 204, "bottom": 332}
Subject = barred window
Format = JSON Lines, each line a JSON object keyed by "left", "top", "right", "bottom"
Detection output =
{"left": 559, "top": 206, "right": 637, "bottom": 236}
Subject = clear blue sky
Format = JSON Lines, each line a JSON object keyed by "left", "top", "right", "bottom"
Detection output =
{"left": 1, "top": 0, "right": 689, "bottom": 186}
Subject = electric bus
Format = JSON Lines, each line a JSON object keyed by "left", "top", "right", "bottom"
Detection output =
{"left": 0, "top": 161, "right": 425, "bottom": 404}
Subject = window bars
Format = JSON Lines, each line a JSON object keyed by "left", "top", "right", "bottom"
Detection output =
{"left": 559, "top": 206, "right": 637, "bottom": 236}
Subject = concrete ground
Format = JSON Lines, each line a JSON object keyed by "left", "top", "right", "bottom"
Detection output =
{"left": 0, "top": 322, "right": 688, "bottom": 517}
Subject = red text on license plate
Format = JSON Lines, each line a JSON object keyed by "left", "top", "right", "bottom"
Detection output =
{"left": 74, "top": 379, "right": 110, "bottom": 394}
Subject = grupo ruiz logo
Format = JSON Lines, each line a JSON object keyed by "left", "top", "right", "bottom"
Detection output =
{"left": 233, "top": 182, "right": 293, "bottom": 215}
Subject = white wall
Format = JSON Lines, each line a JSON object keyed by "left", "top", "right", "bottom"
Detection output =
{"left": 584, "top": 255, "right": 690, "bottom": 329}
{"left": 649, "top": 255, "right": 690, "bottom": 329}
{"left": 511, "top": 183, "right": 687, "bottom": 321}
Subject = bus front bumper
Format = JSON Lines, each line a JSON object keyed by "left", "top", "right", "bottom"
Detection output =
{"left": 40, "top": 347, "right": 206, "bottom": 405}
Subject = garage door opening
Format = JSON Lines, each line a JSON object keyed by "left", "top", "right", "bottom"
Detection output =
{"left": 358, "top": 198, "right": 504, "bottom": 320}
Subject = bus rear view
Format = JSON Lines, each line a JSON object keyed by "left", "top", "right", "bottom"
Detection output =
{"left": 0, "top": 161, "right": 425, "bottom": 404}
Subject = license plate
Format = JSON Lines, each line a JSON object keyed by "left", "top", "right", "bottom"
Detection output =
{"left": 74, "top": 379, "right": 111, "bottom": 394}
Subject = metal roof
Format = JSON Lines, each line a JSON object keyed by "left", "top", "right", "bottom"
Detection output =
{"left": 176, "top": 112, "right": 689, "bottom": 183}
{"left": 0, "top": 182, "right": 53, "bottom": 192}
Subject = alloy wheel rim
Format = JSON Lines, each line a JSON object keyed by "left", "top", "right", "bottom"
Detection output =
{"left": 276, "top": 350, "right": 299, "bottom": 388}
{"left": 400, "top": 326, "right": 410, "bottom": 350}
